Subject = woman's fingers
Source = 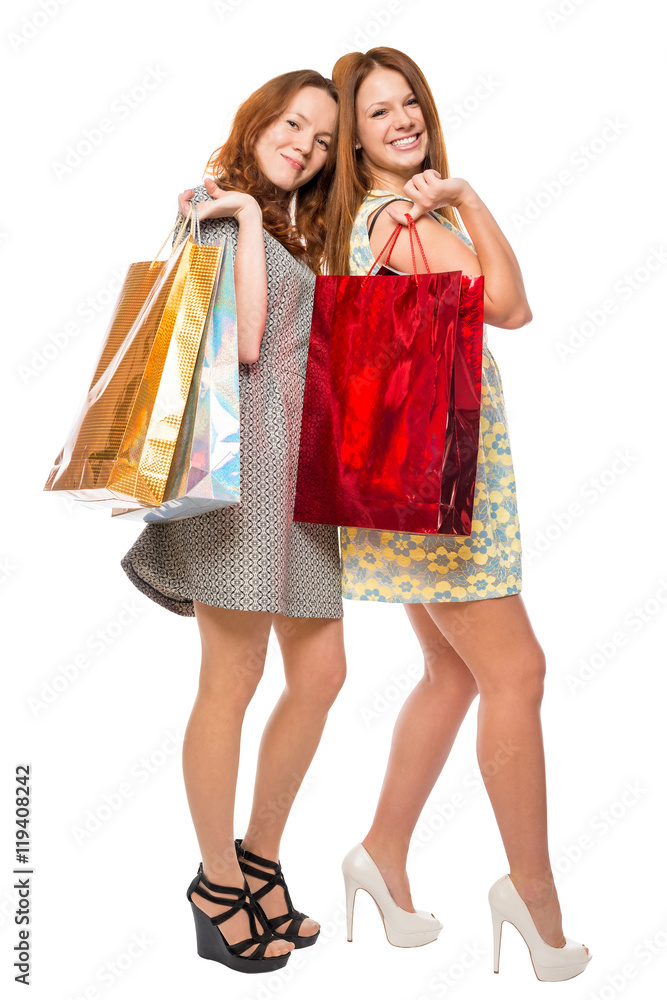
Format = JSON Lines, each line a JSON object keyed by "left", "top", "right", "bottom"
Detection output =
{"left": 385, "top": 207, "right": 410, "bottom": 226}
{"left": 177, "top": 188, "right": 194, "bottom": 216}
{"left": 386, "top": 203, "right": 425, "bottom": 225}
{"left": 204, "top": 176, "right": 224, "bottom": 198}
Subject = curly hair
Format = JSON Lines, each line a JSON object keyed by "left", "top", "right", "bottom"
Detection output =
{"left": 204, "top": 70, "right": 338, "bottom": 275}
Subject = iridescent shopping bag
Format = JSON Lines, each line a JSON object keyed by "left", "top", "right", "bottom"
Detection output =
{"left": 293, "top": 216, "right": 484, "bottom": 535}
{"left": 110, "top": 236, "right": 240, "bottom": 523}
{"left": 43, "top": 207, "right": 224, "bottom": 509}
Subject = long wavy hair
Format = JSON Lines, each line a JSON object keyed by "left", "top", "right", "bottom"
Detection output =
{"left": 325, "top": 48, "right": 463, "bottom": 276}
{"left": 204, "top": 70, "right": 338, "bottom": 274}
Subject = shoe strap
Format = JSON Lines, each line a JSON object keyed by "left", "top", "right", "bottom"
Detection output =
{"left": 193, "top": 865, "right": 276, "bottom": 960}
{"left": 235, "top": 841, "right": 301, "bottom": 927}
{"left": 236, "top": 840, "right": 281, "bottom": 873}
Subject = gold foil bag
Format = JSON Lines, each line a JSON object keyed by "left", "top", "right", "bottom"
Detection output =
{"left": 43, "top": 207, "right": 224, "bottom": 508}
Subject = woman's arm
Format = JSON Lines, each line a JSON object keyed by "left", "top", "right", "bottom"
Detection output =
{"left": 179, "top": 179, "right": 268, "bottom": 363}
{"left": 375, "top": 173, "right": 532, "bottom": 330}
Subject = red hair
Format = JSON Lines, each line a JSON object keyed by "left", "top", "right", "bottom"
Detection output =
{"left": 204, "top": 70, "right": 338, "bottom": 274}
{"left": 325, "top": 48, "right": 463, "bottom": 275}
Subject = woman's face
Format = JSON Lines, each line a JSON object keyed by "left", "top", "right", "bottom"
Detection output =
{"left": 254, "top": 85, "right": 337, "bottom": 193}
{"left": 355, "top": 67, "right": 429, "bottom": 177}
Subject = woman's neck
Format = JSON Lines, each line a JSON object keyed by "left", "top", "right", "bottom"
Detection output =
{"left": 368, "top": 167, "right": 412, "bottom": 195}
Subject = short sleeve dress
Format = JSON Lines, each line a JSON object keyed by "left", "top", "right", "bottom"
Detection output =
{"left": 120, "top": 184, "right": 343, "bottom": 619}
{"left": 340, "top": 190, "right": 522, "bottom": 604}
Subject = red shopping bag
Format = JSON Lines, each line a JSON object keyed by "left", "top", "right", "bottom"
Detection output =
{"left": 293, "top": 217, "right": 484, "bottom": 535}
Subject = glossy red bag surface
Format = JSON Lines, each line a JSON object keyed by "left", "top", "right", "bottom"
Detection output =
{"left": 293, "top": 222, "right": 484, "bottom": 535}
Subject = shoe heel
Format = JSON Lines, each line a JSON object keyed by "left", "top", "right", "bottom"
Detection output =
{"left": 343, "top": 871, "right": 360, "bottom": 942}
{"left": 491, "top": 905, "right": 504, "bottom": 973}
{"left": 190, "top": 898, "right": 224, "bottom": 962}
{"left": 488, "top": 874, "right": 591, "bottom": 983}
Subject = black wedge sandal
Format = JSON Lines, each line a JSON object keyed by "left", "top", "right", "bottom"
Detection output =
{"left": 187, "top": 862, "right": 292, "bottom": 973}
{"left": 235, "top": 839, "right": 321, "bottom": 949}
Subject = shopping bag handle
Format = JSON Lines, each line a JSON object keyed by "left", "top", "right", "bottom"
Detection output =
{"left": 150, "top": 203, "right": 202, "bottom": 268}
{"left": 363, "top": 213, "right": 431, "bottom": 288}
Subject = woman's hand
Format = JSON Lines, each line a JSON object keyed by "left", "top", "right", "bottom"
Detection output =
{"left": 177, "top": 177, "right": 261, "bottom": 222}
{"left": 385, "top": 170, "right": 473, "bottom": 225}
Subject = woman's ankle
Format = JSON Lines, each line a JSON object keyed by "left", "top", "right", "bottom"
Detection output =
{"left": 238, "top": 835, "right": 280, "bottom": 862}
{"left": 362, "top": 830, "right": 410, "bottom": 869}
{"left": 509, "top": 868, "right": 559, "bottom": 905}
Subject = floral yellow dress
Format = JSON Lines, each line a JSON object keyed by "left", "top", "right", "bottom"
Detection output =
{"left": 340, "top": 190, "right": 522, "bottom": 603}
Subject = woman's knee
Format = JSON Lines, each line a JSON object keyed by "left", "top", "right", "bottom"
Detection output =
{"left": 197, "top": 648, "right": 267, "bottom": 706}
{"left": 422, "top": 646, "right": 479, "bottom": 700}
{"left": 480, "top": 642, "right": 546, "bottom": 702}
{"left": 286, "top": 656, "right": 347, "bottom": 707}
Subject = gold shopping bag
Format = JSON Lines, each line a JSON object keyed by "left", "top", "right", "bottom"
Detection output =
{"left": 43, "top": 207, "right": 224, "bottom": 508}
{"left": 110, "top": 235, "right": 241, "bottom": 523}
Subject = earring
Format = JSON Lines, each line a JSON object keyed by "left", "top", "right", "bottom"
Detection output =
{"left": 355, "top": 142, "right": 361, "bottom": 150}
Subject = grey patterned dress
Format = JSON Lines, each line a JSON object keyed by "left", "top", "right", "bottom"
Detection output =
{"left": 120, "top": 185, "right": 343, "bottom": 618}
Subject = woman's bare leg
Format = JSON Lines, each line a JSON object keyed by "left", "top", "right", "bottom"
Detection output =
{"left": 362, "top": 603, "right": 479, "bottom": 910}
{"left": 424, "top": 593, "right": 578, "bottom": 950}
{"left": 239, "top": 614, "right": 347, "bottom": 938}
{"left": 183, "top": 601, "right": 293, "bottom": 958}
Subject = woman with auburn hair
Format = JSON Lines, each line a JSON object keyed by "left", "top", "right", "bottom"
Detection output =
{"left": 330, "top": 48, "right": 591, "bottom": 982}
{"left": 121, "top": 70, "right": 345, "bottom": 975}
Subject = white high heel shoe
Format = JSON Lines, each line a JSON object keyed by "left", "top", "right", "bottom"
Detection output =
{"left": 489, "top": 875, "right": 592, "bottom": 982}
{"left": 342, "top": 843, "right": 443, "bottom": 948}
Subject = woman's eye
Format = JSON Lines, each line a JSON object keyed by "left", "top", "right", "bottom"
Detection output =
{"left": 371, "top": 109, "right": 386, "bottom": 117}
{"left": 407, "top": 98, "right": 419, "bottom": 106}
{"left": 317, "top": 138, "right": 329, "bottom": 149}
{"left": 287, "top": 120, "right": 298, "bottom": 128}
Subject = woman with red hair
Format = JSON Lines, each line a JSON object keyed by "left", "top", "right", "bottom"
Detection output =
{"left": 121, "top": 70, "right": 344, "bottom": 975}
{"left": 329, "top": 48, "right": 591, "bottom": 982}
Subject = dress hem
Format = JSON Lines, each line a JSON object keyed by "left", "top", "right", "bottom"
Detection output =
{"left": 341, "top": 584, "right": 521, "bottom": 604}
{"left": 121, "top": 557, "right": 344, "bottom": 620}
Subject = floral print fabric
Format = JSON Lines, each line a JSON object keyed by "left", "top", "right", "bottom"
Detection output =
{"left": 340, "top": 191, "right": 522, "bottom": 604}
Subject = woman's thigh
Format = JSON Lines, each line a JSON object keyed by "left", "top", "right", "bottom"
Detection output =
{"left": 193, "top": 601, "right": 274, "bottom": 694}
{"left": 273, "top": 614, "right": 347, "bottom": 703}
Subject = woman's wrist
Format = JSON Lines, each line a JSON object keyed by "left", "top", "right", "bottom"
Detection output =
{"left": 234, "top": 194, "right": 262, "bottom": 222}
{"left": 455, "top": 181, "right": 483, "bottom": 211}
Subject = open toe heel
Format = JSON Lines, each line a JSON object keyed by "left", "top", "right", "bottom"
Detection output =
{"left": 489, "top": 875, "right": 592, "bottom": 982}
{"left": 187, "top": 862, "right": 292, "bottom": 974}
{"left": 235, "top": 839, "right": 320, "bottom": 949}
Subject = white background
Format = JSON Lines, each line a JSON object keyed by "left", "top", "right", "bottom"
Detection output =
{"left": 3, "top": 1, "right": 666, "bottom": 998}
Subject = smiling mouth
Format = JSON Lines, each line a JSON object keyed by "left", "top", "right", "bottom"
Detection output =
{"left": 390, "top": 133, "right": 422, "bottom": 148}
{"left": 281, "top": 153, "right": 304, "bottom": 171}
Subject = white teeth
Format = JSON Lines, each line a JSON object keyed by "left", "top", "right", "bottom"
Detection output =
{"left": 391, "top": 134, "right": 419, "bottom": 147}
